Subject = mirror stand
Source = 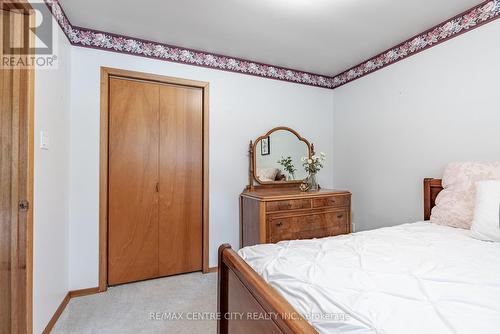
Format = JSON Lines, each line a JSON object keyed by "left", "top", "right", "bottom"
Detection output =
{"left": 248, "top": 140, "right": 255, "bottom": 190}
{"left": 246, "top": 126, "right": 315, "bottom": 190}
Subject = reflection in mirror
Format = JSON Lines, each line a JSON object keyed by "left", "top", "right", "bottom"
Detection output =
{"left": 255, "top": 130, "right": 309, "bottom": 182}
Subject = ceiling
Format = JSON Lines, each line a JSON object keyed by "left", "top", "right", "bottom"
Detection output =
{"left": 61, "top": 0, "right": 481, "bottom": 76}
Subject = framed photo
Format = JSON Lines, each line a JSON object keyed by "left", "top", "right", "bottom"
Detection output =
{"left": 261, "top": 136, "right": 270, "bottom": 155}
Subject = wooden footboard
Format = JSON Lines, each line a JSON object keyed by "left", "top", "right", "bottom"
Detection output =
{"left": 217, "top": 244, "right": 318, "bottom": 334}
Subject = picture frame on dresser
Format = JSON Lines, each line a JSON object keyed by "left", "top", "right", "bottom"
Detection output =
{"left": 260, "top": 136, "right": 270, "bottom": 155}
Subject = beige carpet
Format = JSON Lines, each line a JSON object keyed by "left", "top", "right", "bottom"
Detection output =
{"left": 52, "top": 272, "right": 217, "bottom": 334}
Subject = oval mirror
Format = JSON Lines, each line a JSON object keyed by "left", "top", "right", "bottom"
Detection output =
{"left": 253, "top": 127, "right": 312, "bottom": 184}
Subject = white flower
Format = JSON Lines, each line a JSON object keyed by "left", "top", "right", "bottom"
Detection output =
{"left": 311, "top": 155, "right": 317, "bottom": 160}
{"left": 320, "top": 152, "right": 326, "bottom": 156}
{"left": 301, "top": 157, "right": 307, "bottom": 162}
{"left": 307, "top": 159, "right": 313, "bottom": 164}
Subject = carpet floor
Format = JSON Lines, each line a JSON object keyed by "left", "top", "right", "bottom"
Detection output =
{"left": 52, "top": 272, "right": 217, "bottom": 334}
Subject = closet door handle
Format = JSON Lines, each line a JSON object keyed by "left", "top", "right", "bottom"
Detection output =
{"left": 155, "top": 182, "right": 159, "bottom": 192}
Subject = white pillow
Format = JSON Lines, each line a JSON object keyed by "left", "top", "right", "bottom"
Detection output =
{"left": 470, "top": 180, "right": 500, "bottom": 242}
{"left": 256, "top": 168, "right": 279, "bottom": 182}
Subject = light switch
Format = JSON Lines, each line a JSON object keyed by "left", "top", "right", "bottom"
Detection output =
{"left": 40, "top": 131, "right": 49, "bottom": 150}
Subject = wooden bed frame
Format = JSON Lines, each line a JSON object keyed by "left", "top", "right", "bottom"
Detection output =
{"left": 218, "top": 178, "right": 444, "bottom": 334}
{"left": 423, "top": 178, "right": 443, "bottom": 221}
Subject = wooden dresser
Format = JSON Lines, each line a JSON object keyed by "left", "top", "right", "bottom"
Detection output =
{"left": 240, "top": 188, "right": 351, "bottom": 247}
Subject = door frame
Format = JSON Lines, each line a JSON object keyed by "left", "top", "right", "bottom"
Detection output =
{"left": 99, "top": 67, "right": 210, "bottom": 292}
{"left": 1, "top": 3, "right": 35, "bottom": 333}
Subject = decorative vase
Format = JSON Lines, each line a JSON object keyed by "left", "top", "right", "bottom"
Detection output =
{"left": 307, "top": 173, "right": 319, "bottom": 191}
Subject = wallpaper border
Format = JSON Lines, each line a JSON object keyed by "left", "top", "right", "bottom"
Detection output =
{"left": 331, "top": 0, "right": 500, "bottom": 89}
{"left": 45, "top": 0, "right": 335, "bottom": 89}
{"left": 45, "top": 0, "right": 500, "bottom": 89}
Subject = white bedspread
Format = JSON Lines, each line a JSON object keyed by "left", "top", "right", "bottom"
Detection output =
{"left": 238, "top": 222, "right": 500, "bottom": 334}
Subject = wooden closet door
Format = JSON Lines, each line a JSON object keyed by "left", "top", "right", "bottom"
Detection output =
{"left": 1, "top": 10, "right": 31, "bottom": 333}
{"left": 158, "top": 85, "right": 203, "bottom": 276}
{"left": 108, "top": 78, "right": 160, "bottom": 285}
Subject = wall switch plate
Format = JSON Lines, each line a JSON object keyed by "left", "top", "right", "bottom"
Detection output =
{"left": 40, "top": 131, "right": 49, "bottom": 150}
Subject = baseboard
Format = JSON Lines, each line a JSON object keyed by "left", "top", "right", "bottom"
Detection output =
{"left": 41, "top": 293, "right": 70, "bottom": 334}
{"left": 207, "top": 266, "right": 218, "bottom": 273}
{"left": 42, "top": 287, "right": 100, "bottom": 334}
{"left": 69, "top": 287, "right": 100, "bottom": 298}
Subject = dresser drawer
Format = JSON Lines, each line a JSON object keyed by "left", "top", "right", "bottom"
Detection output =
{"left": 312, "top": 195, "right": 350, "bottom": 209}
{"left": 266, "top": 199, "right": 311, "bottom": 212}
{"left": 267, "top": 210, "right": 349, "bottom": 243}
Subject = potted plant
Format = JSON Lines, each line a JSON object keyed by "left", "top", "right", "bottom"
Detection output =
{"left": 278, "top": 156, "right": 297, "bottom": 180}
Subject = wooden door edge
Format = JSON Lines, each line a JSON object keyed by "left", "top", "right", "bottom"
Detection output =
{"left": 2, "top": 6, "right": 36, "bottom": 333}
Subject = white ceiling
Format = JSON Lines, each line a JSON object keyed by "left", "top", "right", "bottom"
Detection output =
{"left": 61, "top": 0, "right": 480, "bottom": 76}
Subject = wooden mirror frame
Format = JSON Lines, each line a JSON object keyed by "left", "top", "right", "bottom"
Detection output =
{"left": 248, "top": 126, "right": 314, "bottom": 189}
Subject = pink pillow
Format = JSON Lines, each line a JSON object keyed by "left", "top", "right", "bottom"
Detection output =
{"left": 431, "top": 161, "right": 500, "bottom": 229}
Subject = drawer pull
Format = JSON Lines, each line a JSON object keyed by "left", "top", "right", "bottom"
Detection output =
{"left": 276, "top": 222, "right": 283, "bottom": 227}
{"left": 337, "top": 214, "right": 344, "bottom": 219}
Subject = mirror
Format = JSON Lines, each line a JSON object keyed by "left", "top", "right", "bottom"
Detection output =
{"left": 252, "top": 127, "right": 313, "bottom": 184}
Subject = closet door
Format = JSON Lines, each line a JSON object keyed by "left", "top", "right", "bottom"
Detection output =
{"left": 108, "top": 78, "right": 160, "bottom": 285}
{"left": 158, "top": 85, "right": 203, "bottom": 276}
{"left": 0, "top": 9, "right": 31, "bottom": 333}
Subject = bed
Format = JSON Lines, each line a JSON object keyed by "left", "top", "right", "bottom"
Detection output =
{"left": 217, "top": 179, "right": 500, "bottom": 334}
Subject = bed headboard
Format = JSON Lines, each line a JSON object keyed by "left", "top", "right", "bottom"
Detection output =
{"left": 423, "top": 178, "right": 443, "bottom": 220}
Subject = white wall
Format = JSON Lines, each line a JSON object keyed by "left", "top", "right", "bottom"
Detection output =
{"left": 68, "top": 47, "right": 335, "bottom": 289}
{"left": 332, "top": 20, "right": 500, "bottom": 232}
{"left": 33, "top": 19, "right": 72, "bottom": 334}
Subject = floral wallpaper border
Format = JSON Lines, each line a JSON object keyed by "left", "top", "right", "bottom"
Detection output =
{"left": 331, "top": 0, "right": 500, "bottom": 88}
{"left": 46, "top": 0, "right": 500, "bottom": 89}
{"left": 44, "top": 0, "right": 335, "bottom": 88}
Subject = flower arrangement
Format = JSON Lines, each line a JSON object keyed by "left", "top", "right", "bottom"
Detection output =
{"left": 301, "top": 152, "right": 326, "bottom": 174}
{"left": 278, "top": 156, "right": 297, "bottom": 180}
{"left": 301, "top": 153, "right": 326, "bottom": 191}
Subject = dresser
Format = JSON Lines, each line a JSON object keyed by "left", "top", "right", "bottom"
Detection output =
{"left": 240, "top": 188, "right": 351, "bottom": 247}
